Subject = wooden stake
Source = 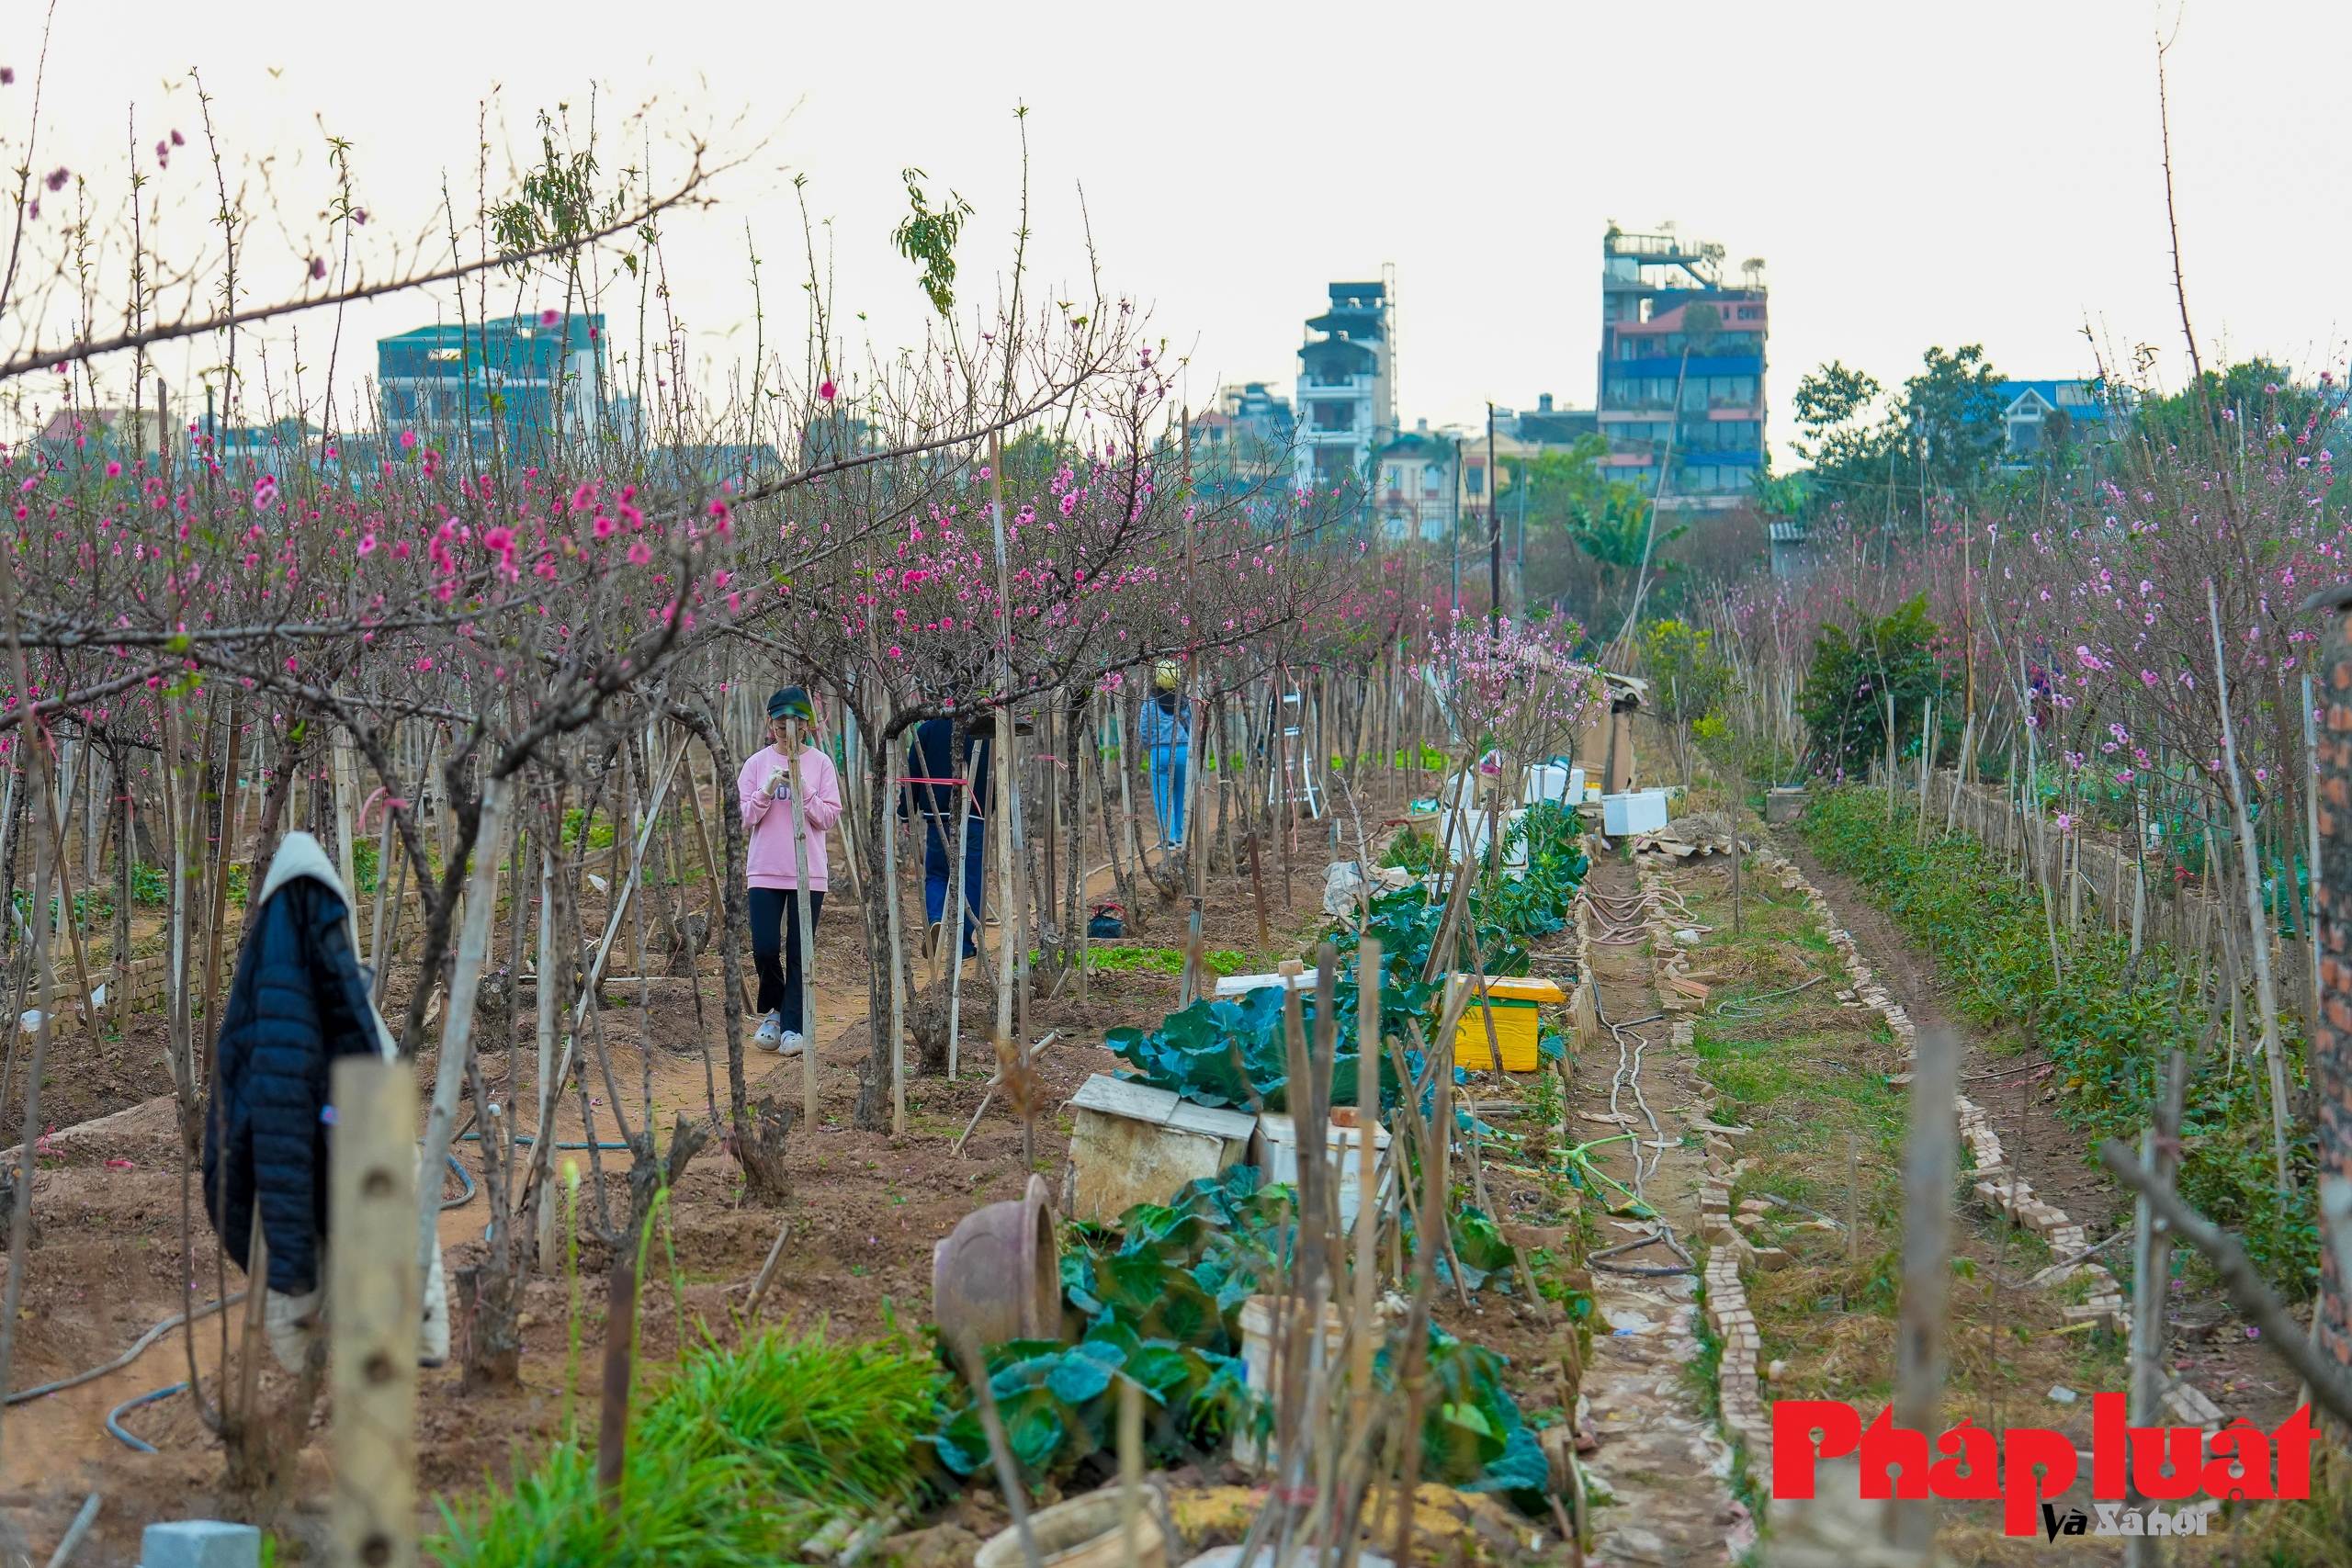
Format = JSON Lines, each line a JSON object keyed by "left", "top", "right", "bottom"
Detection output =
{"left": 884, "top": 750, "right": 907, "bottom": 1138}
{"left": 417, "top": 776, "right": 514, "bottom": 1282}
{"left": 784, "top": 732, "right": 820, "bottom": 1130}
{"left": 1889, "top": 1026, "right": 1958, "bottom": 1553}
{"left": 330, "top": 1055, "right": 420, "bottom": 1568}
{"left": 1351, "top": 937, "right": 1383, "bottom": 1443}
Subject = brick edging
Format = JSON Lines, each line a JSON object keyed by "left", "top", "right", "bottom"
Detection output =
{"left": 1746, "top": 846, "right": 2223, "bottom": 1433}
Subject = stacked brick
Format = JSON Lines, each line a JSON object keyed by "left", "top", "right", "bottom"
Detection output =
{"left": 1705, "top": 1242, "right": 1772, "bottom": 1465}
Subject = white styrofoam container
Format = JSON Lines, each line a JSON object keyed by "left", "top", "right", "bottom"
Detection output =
{"left": 1522, "top": 763, "right": 1574, "bottom": 804}
{"left": 1213, "top": 967, "right": 1318, "bottom": 998}
{"left": 1253, "top": 1114, "right": 1392, "bottom": 1232}
{"left": 1601, "top": 789, "right": 1670, "bottom": 836}
{"left": 1461, "top": 806, "right": 1530, "bottom": 874}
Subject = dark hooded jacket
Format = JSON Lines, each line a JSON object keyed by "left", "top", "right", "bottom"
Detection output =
{"left": 902, "top": 716, "right": 992, "bottom": 820}
{"left": 201, "top": 832, "right": 393, "bottom": 1296}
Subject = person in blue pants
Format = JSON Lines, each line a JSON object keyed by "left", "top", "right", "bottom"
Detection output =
{"left": 1141, "top": 660, "right": 1190, "bottom": 849}
{"left": 904, "top": 714, "right": 989, "bottom": 960}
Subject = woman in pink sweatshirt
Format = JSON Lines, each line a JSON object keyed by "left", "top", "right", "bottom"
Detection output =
{"left": 739, "top": 686, "right": 843, "bottom": 1054}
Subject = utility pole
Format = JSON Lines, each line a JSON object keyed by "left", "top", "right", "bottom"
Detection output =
{"left": 1449, "top": 437, "right": 1463, "bottom": 613}
{"left": 1515, "top": 444, "right": 1530, "bottom": 600}
{"left": 1486, "top": 403, "right": 1501, "bottom": 622}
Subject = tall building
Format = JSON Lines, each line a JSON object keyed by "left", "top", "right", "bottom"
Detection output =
{"left": 1294, "top": 281, "right": 1395, "bottom": 490}
{"left": 378, "top": 313, "right": 606, "bottom": 440}
{"left": 1596, "top": 230, "right": 1766, "bottom": 510}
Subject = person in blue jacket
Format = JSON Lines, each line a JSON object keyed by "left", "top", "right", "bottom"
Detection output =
{"left": 904, "top": 713, "right": 990, "bottom": 962}
{"left": 203, "top": 829, "right": 446, "bottom": 1371}
{"left": 1139, "top": 660, "right": 1190, "bottom": 849}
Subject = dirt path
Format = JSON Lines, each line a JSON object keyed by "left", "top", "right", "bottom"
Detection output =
{"left": 1568, "top": 852, "right": 1747, "bottom": 1568}
{"left": 1782, "top": 833, "right": 2300, "bottom": 1444}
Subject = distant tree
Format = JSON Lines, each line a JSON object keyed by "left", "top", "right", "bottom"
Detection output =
{"left": 1514, "top": 434, "right": 1682, "bottom": 637}
{"left": 2135, "top": 357, "right": 2332, "bottom": 447}
{"left": 1903, "top": 344, "right": 2008, "bottom": 498}
{"left": 1789, "top": 346, "right": 2007, "bottom": 531}
{"left": 1681, "top": 301, "right": 1724, "bottom": 355}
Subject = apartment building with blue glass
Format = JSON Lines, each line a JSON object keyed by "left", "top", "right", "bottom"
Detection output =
{"left": 377, "top": 313, "right": 606, "bottom": 441}
{"left": 1596, "top": 230, "right": 1766, "bottom": 511}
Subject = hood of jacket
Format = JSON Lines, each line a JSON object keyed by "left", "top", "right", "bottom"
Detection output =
{"left": 257, "top": 830, "right": 395, "bottom": 1059}
{"left": 258, "top": 830, "right": 348, "bottom": 909}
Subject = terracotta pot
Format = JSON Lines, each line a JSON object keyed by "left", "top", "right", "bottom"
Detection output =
{"left": 977, "top": 1486, "right": 1167, "bottom": 1568}
{"left": 933, "top": 1172, "right": 1057, "bottom": 1348}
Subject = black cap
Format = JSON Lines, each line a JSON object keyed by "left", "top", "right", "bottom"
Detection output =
{"left": 768, "top": 686, "right": 813, "bottom": 721}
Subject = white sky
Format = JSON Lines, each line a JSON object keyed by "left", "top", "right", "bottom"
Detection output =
{"left": 12, "top": 0, "right": 2347, "bottom": 468}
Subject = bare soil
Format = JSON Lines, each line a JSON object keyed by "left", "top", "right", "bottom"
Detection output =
{"left": 3, "top": 776, "right": 1565, "bottom": 1566}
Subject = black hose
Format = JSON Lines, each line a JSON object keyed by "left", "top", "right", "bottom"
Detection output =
{"left": 107, "top": 1382, "right": 183, "bottom": 1453}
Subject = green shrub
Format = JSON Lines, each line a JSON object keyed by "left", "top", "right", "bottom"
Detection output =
{"left": 1804, "top": 786, "right": 2318, "bottom": 1292}
{"left": 1798, "top": 596, "right": 1944, "bottom": 774}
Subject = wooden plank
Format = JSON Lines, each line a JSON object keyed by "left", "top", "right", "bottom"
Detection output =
{"left": 1069, "top": 1073, "right": 1179, "bottom": 1123}
{"left": 330, "top": 1055, "right": 420, "bottom": 1568}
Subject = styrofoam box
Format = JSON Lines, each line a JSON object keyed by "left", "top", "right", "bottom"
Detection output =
{"left": 1601, "top": 789, "right": 1670, "bottom": 836}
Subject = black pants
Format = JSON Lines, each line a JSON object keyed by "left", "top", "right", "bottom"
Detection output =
{"left": 748, "top": 886, "right": 823, "bottom": 1032}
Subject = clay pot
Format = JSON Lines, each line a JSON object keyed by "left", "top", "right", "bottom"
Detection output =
{"left": 977, "top": 1485, "right": 1168, "bottom": 1568}
{"left": 933, "top": 1172, "right": 1057, "bottom": 1349}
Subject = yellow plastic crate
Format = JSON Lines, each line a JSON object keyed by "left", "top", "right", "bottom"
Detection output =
{"left": 1442, "top": 975, "right": 1566, "bottom": 1072}
{"left": 1453, "top": 997, "right": 1542, "bottom": 1072}
{"left": 1454, "top": 974, "right": 1567, "bottom": 1006}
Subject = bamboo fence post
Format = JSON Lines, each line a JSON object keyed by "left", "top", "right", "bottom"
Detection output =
{"left": 784, "top": 733, "right": 820, "bottom": 1128}
{"left": 330, "top": 1055, "right": 420, "bottom": 1568}
{"left": 534, "top": 841, "right": 560, "bottom": 1273}
{"left": 885, "top": 752, "right": 907, "bottom": 1137}
{"left": 416, "top": 776, "right": 514, "bottom": 1280}
{"left": 2208, "top": 581, "right": 2293, "bottom": 1191}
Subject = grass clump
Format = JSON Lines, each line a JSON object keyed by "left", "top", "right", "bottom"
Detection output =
{"left": 431, "top": 1438, "right": 797, "bottom": 1568}
{"left": 432, "top": 1322, "right": 944, "bottom": 1566}
{"left": 637, "top": 1321, "right": 948, "bottom": 1507}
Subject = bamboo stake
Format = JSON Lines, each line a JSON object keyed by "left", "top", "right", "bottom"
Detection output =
{"left": 2207, "top": 581, "right": 2293, "bottom": 1192}
{"left": 534, "top": 841, "right": 560, "bottom": 1273}
{"left": 989, "top": 434, "right": 1019, "bottom": 1070}
{"left": 198, "top": 709, "right": 242, "bottom": 1050}
{"left": 330, "top": 1055, "right": 420, "bottom": 1568}
{"left": 417, "top": 777, "right": 515, "bottom": 1295}
{"left": 943, "top": 735, "right": 978, "bottom": 1080}
{"left": 2305, "top": 673, "right": 2324, "bottom": 1040}
{"left": 884, "top": 740, "right": 908, "bottom": 1138}
{"left": 1349, "top": 937, "right": 1382, "bottom": 1431}
{"left": 0, "top": 536, "right": 58, "bottom": 1460}
{"left": 784, "top": 728, "right": 820, "bottom": 1129}
{"left": 1889, "top": 1026, "right": 1959, "bottom": 1553}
